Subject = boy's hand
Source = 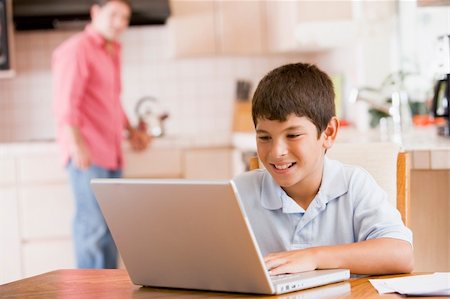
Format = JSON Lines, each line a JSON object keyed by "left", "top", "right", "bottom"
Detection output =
{"left": 264, "top": 248, "right": 318, "bottom": 275}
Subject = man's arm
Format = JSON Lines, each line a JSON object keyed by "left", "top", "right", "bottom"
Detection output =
{"left": 265, "top": 238, "right": 414, "bottom": 275}
{"left": 53, "top": 41, "right": 90, "bottom": 169}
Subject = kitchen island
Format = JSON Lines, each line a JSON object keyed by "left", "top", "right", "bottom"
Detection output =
{"left": 0, "top": 135, "right": 243, "bottom": 285}
{"left": 0, "top": 126, "right": 449, "bottom": 284}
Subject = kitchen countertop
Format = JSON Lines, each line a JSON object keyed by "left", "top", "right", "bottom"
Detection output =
{"left": 233, "top": 125, "right": 450, "bottom": 151}
{"left": 337, "top": 126, "right": 450, "bottom": 152}
{"left": 233, "top": 126, "right": 450, "bottom": 170}
{"left": 339, "top": 126, "right": 450, "bottom": 170}
{"left": 0, "top": 134, "right": 233, "bottom": 157}
{"left": 1, "top": 126, "right": 449, "bottom": 170}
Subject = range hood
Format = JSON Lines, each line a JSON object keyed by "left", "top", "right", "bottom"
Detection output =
{"left": 13, "top": 0, "right": 170, "bottom": 31}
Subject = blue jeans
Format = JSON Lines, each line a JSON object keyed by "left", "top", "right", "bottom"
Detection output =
{"left": 67, "top": 161, "right": 122, "bottom": 269}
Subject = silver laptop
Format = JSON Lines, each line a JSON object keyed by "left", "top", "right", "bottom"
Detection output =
{"left": 91, "top": 179, "right": 350, "bottom": 295}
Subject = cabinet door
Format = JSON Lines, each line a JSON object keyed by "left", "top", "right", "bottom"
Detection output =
{"left": 183, "top": 148, "right": 234, "bottom": 179}
{"left": 216, "top": 1, "right": 266, "bottom": 55}
{"left": 168, "top": 1, "right": 217, "bottom": 57}
{"left": 22, "top": 239, "right": 75, "bottom": 278}
{"left": 296, "top": 1, "right": 352, "bottom": 22}
{"left": 265, "top": 1, "right": 298, "bottom": 53}
{"left": 124, "top": 149, "right": 182, "bottom": 178}
{"left": 18, "top": 154, "right": 67, "bottom": 184}
{"left": 19, "top": 184, "right": 73, "bottom": 240}
{"left": 0, "top": 188, "right": 22, "bottom": 284}
{"left": 266, "top": 1, "right": 354, "bottom": 53}
{"left": 0, "top": 158, "right": 15, "bottom": 184}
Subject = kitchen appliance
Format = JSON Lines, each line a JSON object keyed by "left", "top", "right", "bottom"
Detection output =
{"left": 135, "top": 96, "right": 169, "bottom": 138}
{"left": 12, "top": 0, "right": 170, "bottom": 30}
{"left": 431, "top": 35, "right": 450, "bottom": 137}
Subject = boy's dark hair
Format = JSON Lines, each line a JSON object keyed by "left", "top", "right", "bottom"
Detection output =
{"left": 252, "top": 63, "right": 335, "bottom": 137}
{"left": 94, "top": 0, "right": 132, "bottom": 9}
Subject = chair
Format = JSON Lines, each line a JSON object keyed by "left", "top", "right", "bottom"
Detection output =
{"left": 249, "top": 142, "right": 410, "bottom": 226}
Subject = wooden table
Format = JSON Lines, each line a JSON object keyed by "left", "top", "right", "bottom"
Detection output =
{"left": 0, "top": 269, "right": 447, "bottom": 299}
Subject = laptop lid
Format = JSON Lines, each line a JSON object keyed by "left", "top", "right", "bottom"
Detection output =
{"left": 92, "top": 179, "right": 274, "bottom": 294}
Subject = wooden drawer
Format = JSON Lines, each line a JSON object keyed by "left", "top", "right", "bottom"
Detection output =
{"left": 0, "top": 158, "right": 15, "bottom": 185}
{"left": 18, "top": 155, "right": 67, "bottom": 184}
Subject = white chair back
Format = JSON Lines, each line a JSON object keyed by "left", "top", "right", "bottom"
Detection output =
{"left": 327, "top": 142, "right": 400, "bottom": 208}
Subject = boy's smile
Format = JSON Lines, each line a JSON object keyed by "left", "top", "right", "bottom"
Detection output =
{"left": 255, "top": 114, "right": 336, "bottom": 208}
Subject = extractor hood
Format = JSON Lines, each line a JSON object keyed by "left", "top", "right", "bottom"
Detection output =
{"left": 13, "top": 0, "right": 171, "bottom": 30}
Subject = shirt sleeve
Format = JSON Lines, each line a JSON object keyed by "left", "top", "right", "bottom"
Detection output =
{"left": 351, "top": 168, "right": 413, "bottom": 245}
{"left": 52, "top": 41, "right": 89, "bottom": 127}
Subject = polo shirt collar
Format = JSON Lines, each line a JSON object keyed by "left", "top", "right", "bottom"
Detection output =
{"left": 260, "top": 172, "right": 283, "bottom": 210}
{"left": 260, "top": 156, "right": 348, "bottom": 212}
{"left": 317, "top": 156, "right": 348, "bottom": 204}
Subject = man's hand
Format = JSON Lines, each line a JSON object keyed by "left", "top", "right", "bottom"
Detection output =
{"left": 66, "top": 125, "right": 91, "bottom": 170}
{"left": 128, "top": 127, "right": 151, "bottom": 151}
{"left": 265, "top": 248, "right": 318, "bottom": 275}
{"left": 72, "top": 142, "right": 91, "bottom": 170}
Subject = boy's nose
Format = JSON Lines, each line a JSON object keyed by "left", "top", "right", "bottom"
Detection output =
{"left": 271, "top": 140, "right": 288, "bottom": 157}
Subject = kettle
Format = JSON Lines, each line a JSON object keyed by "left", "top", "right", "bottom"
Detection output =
{"left": 135, "top": 96, "right": 169, "bottom": 137}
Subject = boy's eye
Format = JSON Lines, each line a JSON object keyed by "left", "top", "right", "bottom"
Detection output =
{"left": 257, "top": 135, "right": 271, "bottom": 141}
{"left": 287, "top": 134, "right": 301, "bottom": 138}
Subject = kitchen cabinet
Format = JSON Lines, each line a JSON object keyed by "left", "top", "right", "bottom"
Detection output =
{"left": 0, "top": 186, "right": 21, "bottom": 284}
{"left": 168, "top": 0, "right": 266, "bottom": 56}
{"left": 216, "top": 1, "right": 265, "bottom": 55}
{"left": 183, "top": 147, "right": 238, "bottom": 179}
{"left": 0, "top": 142, "right": 234, "bottom": 284}
{"left": 167, "top": 1, "right": 217, "bottom": 57}
{"left": 124, "top": 148, "right": 183, "bottom": 178}
{"left": 0, "top": 149, "right": 74, "bottom": 281}
{"left": 265, "top": 0, "right": 355, "bottom": 53}
{"left": 0, "top": 143, "right": 184, "bottom": 284}
{"left": 169, "top": 1, "right": 396, "bottom": 56}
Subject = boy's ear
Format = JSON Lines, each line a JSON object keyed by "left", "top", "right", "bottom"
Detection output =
{"left": 322, "top": 117, "right": 339, "bottom": 149}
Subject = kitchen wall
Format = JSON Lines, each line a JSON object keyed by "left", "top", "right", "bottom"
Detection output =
{"left": 0, "top": 25, "right": 316, "bottom": 143}
{"left": 1, "top": 3, "right": 446, "bottom": 143}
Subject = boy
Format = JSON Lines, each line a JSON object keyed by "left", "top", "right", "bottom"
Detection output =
{"left": 233, "top": 63, "right": 413, "bottom": 275}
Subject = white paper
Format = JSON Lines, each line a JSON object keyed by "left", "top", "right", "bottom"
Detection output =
{"left": 368, "top": 279, "right": 396, "bottom": 294}
{"left": 369, "top": 272, "right": 450, "bottom": 296}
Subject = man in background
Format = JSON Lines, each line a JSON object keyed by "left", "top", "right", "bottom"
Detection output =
{"left": 52, "top": 0, "right": 150, "bottom": 268}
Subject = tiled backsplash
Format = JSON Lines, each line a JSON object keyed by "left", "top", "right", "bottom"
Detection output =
{"left": 0, "top": 25, "right": 313, "bottom": 143}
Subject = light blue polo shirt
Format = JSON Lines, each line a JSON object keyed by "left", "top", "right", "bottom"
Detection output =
{"left": 232, "top": 156, "right": 413, "bottom": 256}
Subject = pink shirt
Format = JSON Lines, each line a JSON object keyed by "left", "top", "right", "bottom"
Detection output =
{"left": 52, "top": 25, "right": 128, "bottom": 169}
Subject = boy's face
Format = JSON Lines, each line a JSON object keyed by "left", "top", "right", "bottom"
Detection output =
{"left": 256, "top": 114, "right": 332, "bottom": 194}
{"left": 91, "top": 1, "right": 131, "bottom": 41}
